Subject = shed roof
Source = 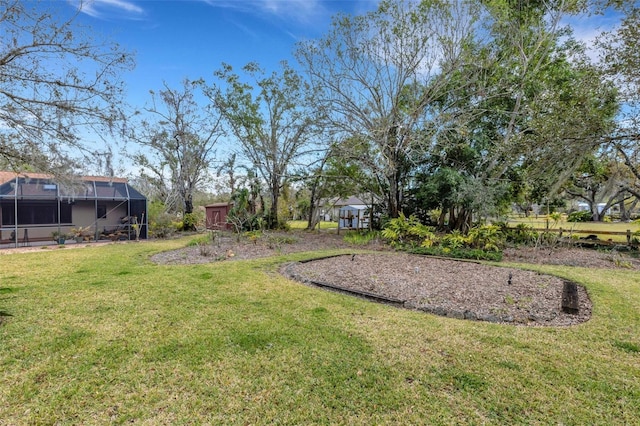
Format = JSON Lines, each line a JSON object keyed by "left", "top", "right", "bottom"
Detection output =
{"left": 332, "top": 196, "right": 368, "bottom": 207}
{"left": 340, "top": 204, "right": 367, "bottom": 211}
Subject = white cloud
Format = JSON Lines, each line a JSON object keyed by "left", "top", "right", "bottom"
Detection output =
{"left": 69, "top": 0, "right": 145, "bottom": 20}
{"left": 563, "top": 9, "right": 622, "bottom": 62}
{"left": 201, "top": 0, "right": 328, "bottom": 26}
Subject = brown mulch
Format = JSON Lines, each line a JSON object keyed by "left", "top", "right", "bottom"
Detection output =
{"left": 503, "top": 246, "right": 640, "bottom": 269}
{"left": 148, "top": 231, "right": 371, "bottom": 265}
{"left": 283, "top": 253, "right": 592, "bottom": 327}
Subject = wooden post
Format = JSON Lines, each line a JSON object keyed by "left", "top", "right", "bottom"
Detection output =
{"left": 559, "top": 227, "right": 563, "bottom": 238}
{"left": 561, "top": 281, "right": 579, "bottom": 314}
{"left": 627, "top": 229, "right": 631, "bottom": 246}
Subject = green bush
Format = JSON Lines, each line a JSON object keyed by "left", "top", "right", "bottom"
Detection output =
{"left": 188, "top": 233, "right": 213, "bottom": 247}
{"left": 549, "top": 212, "right": 563, "bottom": 223}
{"left": 183, "top": 212, "right": 203, "bottom": 231}
{"left": 467, "top": 224, "right": 503, "bottom": 251}
{"left": 440, "top": 230, "right": 468, "bottom": 250}
{"left": 265, "top": 234, "right": 297, "bottom": 246}
{"left": 149, "top": 212, "right": 177, "bottom": 239}
{"left": 567, "top": 210, "right": 592, "bottom": 222}
{"left": 504, "top": 223, "right": 538, "bottom": 245}
{"left": 275, "top": 220, "right": 291, "bottom": 231}
{"left": 408, "top": 245, "right": 503, "bottom": 262}
{"left": 381, "top": 213, "right": 435, "bottom": 248}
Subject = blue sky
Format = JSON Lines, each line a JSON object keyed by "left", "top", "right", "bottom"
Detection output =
{"left": 51, "top": 0, "right": 621, "bottom": 175}
{"left": 64, "top": 0, "right": 379, "bottom": 111}
{"left": 60, "top": 0, "right": 621, "bottom": 113}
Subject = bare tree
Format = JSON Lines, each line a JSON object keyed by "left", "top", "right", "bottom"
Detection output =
{"left": 0, "top": 0, "right": 133, "bottom": 173}
{"left": 204, "top": 61, "right": 322, "bottom": 229}
{"left": 132, "top": 80, "right": 224, "bottom": 223}
{"left": 295, "top": 0, "right": 478, "bottom": 218}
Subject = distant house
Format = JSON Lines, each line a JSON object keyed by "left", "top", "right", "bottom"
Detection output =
{"left": 575, "top": 202, "right": 620, "bottom": 216}
{"left": 0, "top": 171, "right": 147, "bottom": 247}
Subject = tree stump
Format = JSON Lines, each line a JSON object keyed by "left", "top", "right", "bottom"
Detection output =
{"left": 561, "top": 281, "right": 579, "bottom": 314}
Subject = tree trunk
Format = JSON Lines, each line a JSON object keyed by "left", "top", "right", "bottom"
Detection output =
{"left": 307, "top": 183, "right": 320, "bottom": 231}
{"left": 269, "top": 186, "right": 279, "bottom": 229}
{"left": 387, "top": 172, "right": 401, "bottom": 219}
{"left": 437, "top": 208, "right": 447, "bottom": 231}
{"left": 619, "top": 199, "right": 628, "bottom": 221}
{"left": 183, "top": 193, "right": 196, "bottom": 231}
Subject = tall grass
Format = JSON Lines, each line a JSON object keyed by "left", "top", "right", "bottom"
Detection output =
{"left": 0, "top": 239, "right": 639, "bottom": 424}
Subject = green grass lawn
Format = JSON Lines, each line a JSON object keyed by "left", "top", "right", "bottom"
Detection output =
{"left": 288, "top": 220, "right": 339, "bottom": 230}
{"left": 1, "top": 239, "right": 639, "bottom": 424}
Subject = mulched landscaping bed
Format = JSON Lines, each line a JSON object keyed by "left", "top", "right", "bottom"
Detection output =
{"left": 282, "top": 253, "right": 593, "bottom": 327}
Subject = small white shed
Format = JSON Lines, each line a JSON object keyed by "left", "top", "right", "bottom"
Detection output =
{"left": 338, "top": 205, "right": 369, "bottom": 230}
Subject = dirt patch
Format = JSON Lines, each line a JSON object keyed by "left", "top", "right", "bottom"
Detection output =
{"left": 503, "top": 246, "right": 640, "bottom": 269}
{"left": 148, "top": 231, "right": 380, "bottom": 264}
{"left": 283, "top": 253, "right": 592, "bottom": 327}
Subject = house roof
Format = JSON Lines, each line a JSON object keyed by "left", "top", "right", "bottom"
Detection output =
{"left": 0, "top": 171, "right": 128, "bottom": 185}
{"left": 0, "top": 171, "right": 145, "bottom": 201}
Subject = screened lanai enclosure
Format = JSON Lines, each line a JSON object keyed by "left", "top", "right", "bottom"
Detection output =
{"left": 0, "top": 172, "right": 147, "bottom": 248}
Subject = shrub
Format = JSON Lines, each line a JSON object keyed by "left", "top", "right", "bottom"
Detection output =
{"left": 408, "top": 246, "right": 503, "bottom": 262}
{"left": 567, "top": 211, "right": 592, "bottom": 222}
{"left": 149, "top": 212, "right": 177, "bottom": 239}
{"left": 549, "top": 212, "right": 562, "bottom": 223}
{"left": 381, "top": 213, "right": 435, "bottom": 248}
{"left": 266, "top": 234, "right": 297, "bottom": 246}
{"left": 244, "top": 230, "right": 263, "bottom": 244}
{"left": 440, "top": 230, "right": 468, "bottom": 250}
{"left": 183, "top": 212, "right": 204, "bottom": 231}
{"left": 504, "top": 223, "right": 538, "bottom": 245}
{"left": 275, "top": 220, "right": 291, "bottom": 231}
{"left": 467, "top": 224, "right": 503, "bottom": 252}
{"left": 188, "top": 233, "right": 213, "bottom": 247}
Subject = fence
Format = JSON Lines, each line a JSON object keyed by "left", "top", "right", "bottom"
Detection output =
{"left": 523, "top": 227, "right": 636, "bottom": 246}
